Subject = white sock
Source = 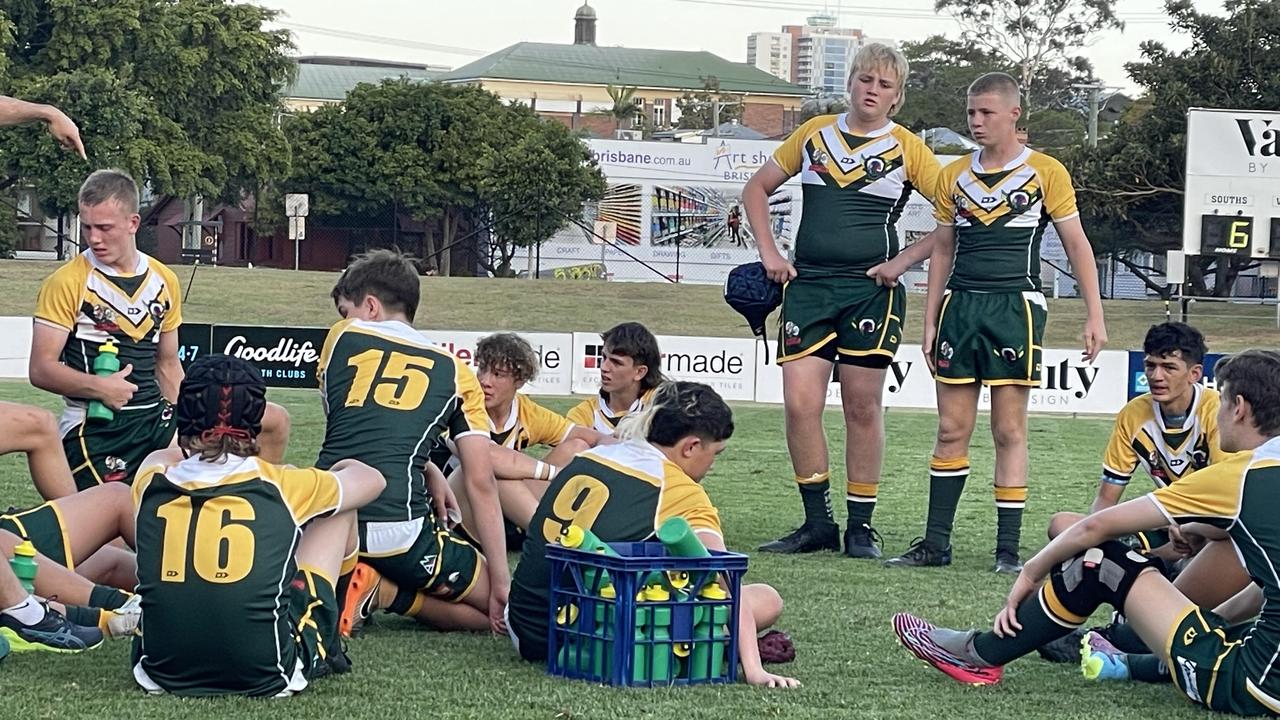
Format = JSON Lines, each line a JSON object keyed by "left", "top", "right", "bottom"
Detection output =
{"left": 3, "top": 595, "right": 45, "bottom": 626}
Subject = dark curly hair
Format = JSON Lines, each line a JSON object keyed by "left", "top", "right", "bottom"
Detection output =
{"left": 476, "top": 333, "right": 539, "bottom": 383}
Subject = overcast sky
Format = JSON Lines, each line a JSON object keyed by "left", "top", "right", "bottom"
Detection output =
{"left": 260, "top": 0, "right": 1211, "bottom": 95}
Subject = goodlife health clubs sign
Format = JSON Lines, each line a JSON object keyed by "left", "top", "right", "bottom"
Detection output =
{"left": 177, "top": 324, "right": 325, "bottom": 388}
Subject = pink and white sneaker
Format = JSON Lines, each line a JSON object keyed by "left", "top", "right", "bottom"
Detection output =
{"left": 892, "top": 612, "right": 1004, "bottom": 686}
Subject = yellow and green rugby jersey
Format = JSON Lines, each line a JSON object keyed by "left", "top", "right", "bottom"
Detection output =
{"left": 508, "top": 440, "right": 723, "bottom": 659}
{"left": 1148, "top": 437, "right": 1280, "bottom": 710}
{"left": 772, "top": 114, "right": 941, "bottom": 278}
{"left": 935, "top": 147, "right": 1078, "bottom": 292}
{"left": 429, "top": 393, "right": 576, "bottom": 474}
{"left": 565, "top": 387, "right": 657, "bottom": 436}
{"left": 315, "top": 318, "right": 488, "bottom": 523}
{"left": 131, "top": 455, "right": 341, "bottom": 697}
{"left": 1103, "top": 384, "right": 1228, "bottom": 488}
{"left": 34, "top": 250, "right": 182, "bottom": 419}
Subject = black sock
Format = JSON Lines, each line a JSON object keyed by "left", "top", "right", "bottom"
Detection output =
{"left": 387, "top": 587, "right": 418, "bottom": 616}
{"left": 89, "top": 585, "right": 129, "bottom": 610}
{"left": 1127, "top": 653, "right": 1171, "bottom": 683}
{"left": 64, "top": 605, "right": 103, "bottom": 627}
{"left": 796, "top": 473, "right": 834, "bottom": 526}
{"left": 973, "top": 584, "right": 1083, "bottom": 666}
{"left": 846, "top": 481, "right": 877, "bottom": 528}
{"left": 1104, "top": 621, "right": 1150, "bottom": 654}
{"left": 994, "top": 486, "right": 1027, "bottom": 554}
{"left": 924, "top": 456, "right": 968, "bottom": 548}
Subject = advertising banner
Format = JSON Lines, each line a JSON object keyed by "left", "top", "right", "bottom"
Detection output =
{"left": 419, "top": 330, "right": 574, "bottom": 396}
{"left": 755, "top": 342, "right": 1130, "bottom": 415}
{"left": 212, "top": 325, "right": 326, "bottom": 388}
{"left": 1126, "top": 351, "right": 1225, "bottom": 399}
{"left": 572, "top": 332, "right": 757, "bottom": 401}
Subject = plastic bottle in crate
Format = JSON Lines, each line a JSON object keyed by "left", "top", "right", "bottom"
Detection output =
{"left": 633, "top": 584, "right": 673, "bottom": 683}
{"left": 690, "top": 583, "right": 731, "bottom": 680}
{"left": 591, "top": 583, "right": 616, "bottom": 678}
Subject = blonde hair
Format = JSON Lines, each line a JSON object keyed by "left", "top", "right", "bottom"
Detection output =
{"left": 179, "top": 434, "right": 259, "bottom": 463}
{"left": 849, "top": 43, "right": 909, "bottom": 117}
{"left": 968, "top": 72, "right": 1022, "bottom": 108}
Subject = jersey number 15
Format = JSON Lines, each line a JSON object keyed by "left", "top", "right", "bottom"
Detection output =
{"left": 345, "top": 349, "right": 435, "bottom": 411}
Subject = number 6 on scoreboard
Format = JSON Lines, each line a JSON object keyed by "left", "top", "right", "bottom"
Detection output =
{"left": 1230, "top": 220, "right": 1251, "bottom": 248}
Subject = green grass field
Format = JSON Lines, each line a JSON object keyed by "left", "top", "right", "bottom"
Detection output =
{"left": 0, "top": 382, "right": 1211, "bottom": 719}
{"left": 0, "top": 258, "right": 1249, "bottom": 717}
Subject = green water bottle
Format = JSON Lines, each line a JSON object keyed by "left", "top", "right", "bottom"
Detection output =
{"left": 559, "top": 525, "right": 619, "bottom": 592}
{"left": 633, "top": 584, "right": 673, "bottom": 684}
{"left": 87, "top": 339, "right": 121, "bottom": 423}
{"left": 591, "top": 583, "right": 616, "bottom": 679}
{"left": 10, "top": 540, "right": 38, "bottom": 594}
{"left": 690, "top": 583, "right": 731, "bottom": 681}
{"left": 657, "top": 517, "right": 710, "bottom": 558}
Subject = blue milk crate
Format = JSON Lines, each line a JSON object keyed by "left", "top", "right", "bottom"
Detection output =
{"left": 546, "top": 541, "right": 747, "bottom": 687}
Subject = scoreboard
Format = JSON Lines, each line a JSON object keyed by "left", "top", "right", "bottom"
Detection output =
{"left": 1183, "top": 109, "right": 1280, "bottom": 259}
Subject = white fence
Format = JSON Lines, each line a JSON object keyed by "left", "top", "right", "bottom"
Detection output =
{"left": 0, "top": 317, "right": 1133, "bottom": 415}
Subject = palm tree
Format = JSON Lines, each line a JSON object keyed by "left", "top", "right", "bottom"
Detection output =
{"left": 606, "top": 85, "right": 639, "bottom": 131}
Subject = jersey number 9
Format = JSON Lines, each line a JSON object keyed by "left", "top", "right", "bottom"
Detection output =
{"left": 541, "top": 475, "right": 610, "bottom": 542}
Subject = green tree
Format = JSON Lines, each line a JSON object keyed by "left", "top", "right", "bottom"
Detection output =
{"left": 1065, "top": 0, "right": 1280, "bottom": 297}
{"left": 933, "top": 0, "right": 1122, "bottom": 108}
{"left": 896, "top": 35, "right": 1092, "bottom": 139}
{"left": 604, "top": 85, "right": 638, "bottom": 131}
{"left": 285, "top": 80, "right": 605, "bottom": 276}
{"left": 479, "top": 105, "right": 606, "bottom": 276}
{"left": 799, "top": 96, "right": 848, "bottom": 123}
{"left": 676, "top": 77, "right": 743, "bottom": 130}
{"left": 0, "top": 1, "right": 293, "bottom": 218}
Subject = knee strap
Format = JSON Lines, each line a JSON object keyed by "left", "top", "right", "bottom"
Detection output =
{"left": 1050, "top": 540, "right": 1155, "bottom": 618}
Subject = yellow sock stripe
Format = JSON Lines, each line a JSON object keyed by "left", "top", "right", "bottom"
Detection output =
{"left": 407, "top": 592, "right": 427, "bottom": 618}
{"left": 1040, "top": 582, "right": 1087, "bottom": 627}
{"left": 339, "top": 550, "right": 359, "bottom": 577}
{"left": 846, "top": 481, "right": 879, "bottom": 501}
{"left": 297, "top": 563, "right": 337, "bottom": 589}
{"left": 293, "top": 568, "right": 329, "bottom": 660}
{"left": 994, "top": 486, "right": 1028, "bottom": 505}
{"left": 929, "top": 455, "right": 970, "bottom": 475}
{"left": 795, "top": 471, "right": 830, "bottom": 486}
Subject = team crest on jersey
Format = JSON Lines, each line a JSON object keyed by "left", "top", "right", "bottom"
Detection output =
{"left": 808, "top": 148, "right": 831, "bottom": 174}
{"left": 857, "top": 318, "right": 878, "bottom": 333}
{"left": 1191, "top": 448, "right": 1208, "bottom": 468}
{"left": 863, "top": 156, "right": 889, "bottom": 180}
{"left": 1006, "top": 189, "right": 1033, "bottom": 212}
{"left": 784, "top": 321, "right": 801, "bottom": 346}
{"left": 89, "top": 304, "right": 120, "bottom": 333}
{"left": 104, "top": 456, "right": 129, "bottom": 483}
{"left": 996, "top": 346, "right": 1025, "bottom": 364}
{"left": 148, "top": 299, "right": 170, "bottom": 324}
{"left": 953, "top": 194, "right": 969, "bottom": 211}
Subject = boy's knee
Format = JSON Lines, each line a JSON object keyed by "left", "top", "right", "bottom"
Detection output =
{"left": 263, "top": 402, "right": 291, "bottom": 433}
{"left": 745, "top": 583, "right": 784, "bottom": 626}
